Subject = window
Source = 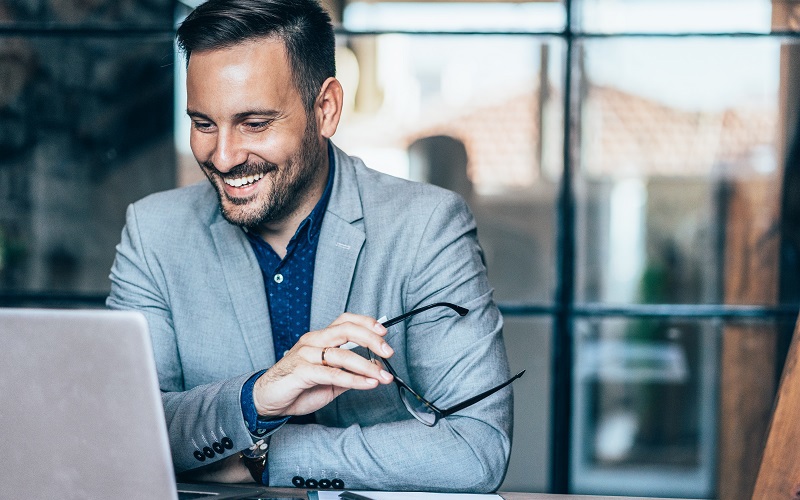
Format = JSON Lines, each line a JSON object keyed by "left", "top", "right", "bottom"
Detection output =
{"left": 0, "top": 1, "right": 175, "bottom": 305}
{"left": 329, "top": 0, "right": 800, "bottom": 497}
{"left": 3, "top": 1, "right": 799, "bottom": 497}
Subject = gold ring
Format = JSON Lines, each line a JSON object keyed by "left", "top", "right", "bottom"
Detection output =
{"left": 321, "top": 347, "right": 331, "bottom": 367}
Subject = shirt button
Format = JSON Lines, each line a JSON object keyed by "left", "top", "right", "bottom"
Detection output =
{"left": 273, "top": 273, "right": 284, "bottom": 283}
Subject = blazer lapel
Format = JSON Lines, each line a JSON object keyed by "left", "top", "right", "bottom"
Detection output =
{"left": 310, "top": 145, "right": 366, "bottom": 331}
{"left": 210, "top": 217, "right": 276, "bottom": 369}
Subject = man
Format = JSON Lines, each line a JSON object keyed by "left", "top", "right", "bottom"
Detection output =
{"left": 107, "top": 0, "right": 514, "bottom": 492}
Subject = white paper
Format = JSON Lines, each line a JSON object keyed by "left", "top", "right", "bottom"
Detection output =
{"left": 315, "top": 491, "right": 502, "bottom": 500}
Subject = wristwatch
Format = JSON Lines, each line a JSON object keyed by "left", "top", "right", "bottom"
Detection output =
{"left": 240, "top": 437, "right": 269, "bottom": 484}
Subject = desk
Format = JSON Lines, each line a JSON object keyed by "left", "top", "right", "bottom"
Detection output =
{"left": 263, "top": 487, "right": 689, "bottom": 500}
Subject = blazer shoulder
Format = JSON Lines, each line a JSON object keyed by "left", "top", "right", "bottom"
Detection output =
{"left": 130, "top": 182, "right": 218, "bottom": 226}
{"left": 350, "top": 159, "right": 466, "bottom": 213}
{"left": 124, "top": 182, "right": 222, "bottom": 249}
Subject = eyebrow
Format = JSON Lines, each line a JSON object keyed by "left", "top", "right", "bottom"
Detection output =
{"left": 186, "top": 109, "right": 211, "bottom": 120}
{"left": 185, "top": 109, "right": 282, "bottom": 121}
{"left": 233, "top": 109, "right": 282, "bottom": 121}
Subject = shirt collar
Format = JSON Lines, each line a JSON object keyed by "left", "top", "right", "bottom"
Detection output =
{"left": 301, "top": 140, "right": 335, "bottom": 244}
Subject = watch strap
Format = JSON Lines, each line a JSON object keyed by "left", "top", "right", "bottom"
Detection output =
{"left": 240, "top": 437, "right": 269, "bottom": 484}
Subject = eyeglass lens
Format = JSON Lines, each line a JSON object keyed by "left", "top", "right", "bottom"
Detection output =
{"left": 370, "top": 354, "right": 439, "bottom": 425}
{"left": 399, "top": 386, "right": 437, "bottom": 425}
{"left": 371, "top": 302, "right": 524, "bottom": 426}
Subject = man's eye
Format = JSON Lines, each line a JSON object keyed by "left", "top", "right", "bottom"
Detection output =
{"left": 244, "top": 121, "right": 271, "bottom": 130}
{"left": 192, "top": 121, "right": 214, "bottom": 131}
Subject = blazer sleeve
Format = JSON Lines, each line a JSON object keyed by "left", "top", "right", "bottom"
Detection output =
{"left": 106, "top": 203, "right": 260, "bottom": 474}
{"left": 266, "top": 192, "right": 513, "bottom": 493}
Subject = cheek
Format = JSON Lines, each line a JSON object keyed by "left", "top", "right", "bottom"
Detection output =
{"left": 189, "top": 130, "right": 205, "bottom": 160}
{"left": 253, "top": 134, "right": 301, "bottom": 164}
{"left": 189, "top": 131, "right": 213, "bottom": 160}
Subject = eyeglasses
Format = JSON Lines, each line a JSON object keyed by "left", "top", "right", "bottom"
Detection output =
{"left": 370, "top": 302, "right": 525, "bottom": 426}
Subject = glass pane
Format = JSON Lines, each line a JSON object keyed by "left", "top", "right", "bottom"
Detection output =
{"left": 329, "top": 34, "right": 564, "bottom": 303}
{"left": 0, "top": 36, "right": 175, "bottom": 295}
{"left": 571, "top": 315, "right": 797, "bottom": 497}
{"left": 343, "top": 2, "right": 566, "bottom": 33}
{"left": 574, "top": 0, "right": 775, "bottom": 34}
{"left": 501, "top": 315, "right": 552, "bottom": 492}
{"left": 174, "top": 33, "right": 564, "bottom": 302}
{"left": 571, "top": 316, "right": 721, "bottom": 498}
{"left": 575, "top": 37, "right": 784, "bottom": 305}
{"left": 0, "top": 0, "right": 173, "bottom": 28}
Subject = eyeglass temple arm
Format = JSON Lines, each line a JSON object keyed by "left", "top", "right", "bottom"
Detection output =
{"left": 439, "top": 370, "right": 526, "bottom": 418}
{"left": 381, "top": 302, "right": 468, "bottom": 328}
{"left": 379, "top": 356, "right": 442, "bottom": 409}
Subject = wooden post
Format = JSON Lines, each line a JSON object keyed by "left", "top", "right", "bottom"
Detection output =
{"left": 718, "top": 178, "right": 781, "bottom": 500}
{"left": 718, "top": 2, "right": 800, "bottom": 498}
{"left": 752, "top": 315, "right": 800, "bottom": 499}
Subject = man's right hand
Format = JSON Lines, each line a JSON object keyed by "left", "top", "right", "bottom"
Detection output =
{"left": 252, "top": 313, "right": 395, "bottom": 418}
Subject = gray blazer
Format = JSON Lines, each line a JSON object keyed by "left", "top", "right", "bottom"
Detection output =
{"left": 107, "top": 144, "right": 513, "bottom": 492}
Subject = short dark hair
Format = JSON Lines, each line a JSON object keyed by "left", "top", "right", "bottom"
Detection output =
{"left": 176, "top": 0, "right": 336, "bottom": 113}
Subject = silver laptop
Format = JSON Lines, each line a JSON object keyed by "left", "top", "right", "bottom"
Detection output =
{"left": 0, "top": 308, "right": 275, "bottom": 500}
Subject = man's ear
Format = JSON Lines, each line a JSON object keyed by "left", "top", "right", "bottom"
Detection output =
{"left": 315, "top": 77, "right": 344, "bottom": 139}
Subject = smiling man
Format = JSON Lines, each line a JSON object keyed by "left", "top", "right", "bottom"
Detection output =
{"left": 188, "top": 39, "right": 329, "bottom": 253}
{"left": 107, "top": 0, "right": 515, "bottom": 492}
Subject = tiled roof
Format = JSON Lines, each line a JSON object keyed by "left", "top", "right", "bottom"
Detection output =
{"left": 581, "top": 85, "right": 777, "bottom": 178}
{"left": 409, "top": 90, "right": 541, "bottom": 188}
{"left": 406, "top": 84, "right": 778, "bottom": 188}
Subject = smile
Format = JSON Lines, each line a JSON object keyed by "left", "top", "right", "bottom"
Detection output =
{"left": 223, "top": 173, "right": 265, "bottom": 188}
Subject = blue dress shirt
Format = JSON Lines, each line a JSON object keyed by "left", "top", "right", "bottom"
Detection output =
{"left": 238, "top": 144, "right": 335, "bottom": 483}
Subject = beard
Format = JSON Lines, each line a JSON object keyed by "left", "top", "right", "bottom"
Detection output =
{"left": 200, "top": 120, "right": 325, "bottom": 229}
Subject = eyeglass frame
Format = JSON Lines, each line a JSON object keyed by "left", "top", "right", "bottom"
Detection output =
{"left": 370, "top": 302, "right": 525, "bottom": 427}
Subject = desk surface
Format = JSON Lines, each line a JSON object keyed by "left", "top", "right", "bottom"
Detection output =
{"left": 264, "top": 487, "right": 688, "bottom": 500}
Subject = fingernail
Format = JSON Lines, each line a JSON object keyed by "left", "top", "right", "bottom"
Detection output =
{"left": 373, "top": 322, "right": 387, "bottom": 334}
{"left": 382, "top": 343, "right": 394, "bottom": 356}
{"left": 381, "top": 370, "right": 392, "bottom": 381}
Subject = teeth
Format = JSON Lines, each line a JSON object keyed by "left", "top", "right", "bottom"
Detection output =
{"left": 224, "top": 173, "right": 264, "bottom": 187}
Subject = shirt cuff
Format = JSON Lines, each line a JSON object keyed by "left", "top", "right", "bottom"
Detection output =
{"left": 240, "top": 370, "right": 289, "bottom": 438}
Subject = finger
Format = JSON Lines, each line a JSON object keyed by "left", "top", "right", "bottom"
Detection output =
{"left": 338, "top": 324, "right": 383, "bottom": 350}
{"left": 327, "top": 312, "right": 387, "bottom": 336}
{"left": 278, "top": 356, "right": 384, "bottom": 391}
{"left": 293, "top": 344, "right": 392, "bottom": 383}
{"left": 317, "top": 346, "right": 393, "bottom": 384}
{"left": 303, "top": 321, "right": 394, "bottom": 358}
{"left": 254, "top": 361, "right": 379, "bottom": 417}
{"left": 312, "top": 363, "right": 386, "bottom": 390}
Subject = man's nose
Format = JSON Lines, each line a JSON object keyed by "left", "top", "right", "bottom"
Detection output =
{"left": 211, "top": 130, "right": 248, "bottom": 173}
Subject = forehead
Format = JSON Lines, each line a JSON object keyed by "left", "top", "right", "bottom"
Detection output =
{"left": 185, "top": 38, "right": 301, "bottom": 112}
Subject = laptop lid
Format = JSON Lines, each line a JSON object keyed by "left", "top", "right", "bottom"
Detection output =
{"left": 0, "top": 308, "right": 277, "bottom": 500}
{"left": 0, "top": 308, "right": 181, "bottom": 499}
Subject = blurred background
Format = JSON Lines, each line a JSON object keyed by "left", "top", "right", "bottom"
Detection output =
{"left": 3, "top": 0, "right": 800, "bottom": 498}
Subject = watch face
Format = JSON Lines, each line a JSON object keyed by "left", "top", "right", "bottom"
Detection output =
{"left": 242, "top": 438, "right": 269, "bottom": 459}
